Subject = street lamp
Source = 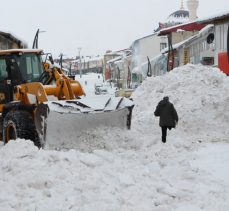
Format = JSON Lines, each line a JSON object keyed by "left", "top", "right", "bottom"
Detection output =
{"left": 78, "top": 47, "right": 82, "bottom": 78}
{"left": 32, "top": 28, "right": 46, "bottom": 49}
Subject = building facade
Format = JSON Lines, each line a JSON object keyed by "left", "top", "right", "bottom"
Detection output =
{"left": 0, "top": 31, "right": 26, "bottom": 50}
{"left": 160, "top": 11, "right": 229, "bottom": 75}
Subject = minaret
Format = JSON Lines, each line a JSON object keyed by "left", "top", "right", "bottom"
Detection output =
{"left": 180, "top": 0, "right": 184, "bottom": 10}
{"left": 187, "top": 0, "right": 199, "bottom": 21}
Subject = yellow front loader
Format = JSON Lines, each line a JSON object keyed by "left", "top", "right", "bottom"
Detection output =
{"left": 0, "top": 49, "right": 134, "bottom": 148}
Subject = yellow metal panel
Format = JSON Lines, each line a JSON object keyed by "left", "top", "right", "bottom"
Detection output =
{"left": 184, "top": 48, "right": 189, "bottom": 65}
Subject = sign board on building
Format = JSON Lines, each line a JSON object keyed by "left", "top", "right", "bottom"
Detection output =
{"left": 184, "top": 48, "right": 189, "bottom": 64}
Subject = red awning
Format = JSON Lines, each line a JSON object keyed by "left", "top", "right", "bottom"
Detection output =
{"left": 158, "top": 22, "right": 206, "bottom": 36}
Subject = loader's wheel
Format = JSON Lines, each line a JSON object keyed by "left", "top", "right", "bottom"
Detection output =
{"left": 3, "top": 110, "right": 41, "bottom": 148}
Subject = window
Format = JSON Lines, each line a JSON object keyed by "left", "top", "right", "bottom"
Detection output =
{"left": 16, "top": 54, "right": 43, "bottom": 82}
{"left": 0, "top": 59, "right": 7, "bottom": 80}
{"left": 160, "top": 43, "right": 167, "bottom": 51}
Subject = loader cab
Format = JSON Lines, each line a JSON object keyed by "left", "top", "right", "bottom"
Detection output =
{"left": 0, "top": 58, "right": 12, "bottom": 103}
{"left": 0, "top": 56, "right": 25, "bottom": 103}
{"left": 13, "top": 53, "right": 44, "bottom": 83}
{"left": 0, "top": 50, "right": 44, "bottom": 104}
{"left": 0, "top": 53, "right": 43, "bottom": 83}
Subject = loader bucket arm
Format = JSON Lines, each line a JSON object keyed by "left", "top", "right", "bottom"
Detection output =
{"left": 42, "top": 62, "right": 85, "bottom": 99}
{"left": 16, "top": 82, "right": 48, "bottom": 105}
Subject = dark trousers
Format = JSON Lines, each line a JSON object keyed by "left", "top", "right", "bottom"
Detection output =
{"left": 161, "top": 126, "right": 172, "bottom": 143}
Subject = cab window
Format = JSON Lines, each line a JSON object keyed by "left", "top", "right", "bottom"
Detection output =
{"left": 0, "top": 59, "right": 7, "bottom": 80}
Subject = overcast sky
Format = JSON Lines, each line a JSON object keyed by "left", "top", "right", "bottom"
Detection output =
{"left": 0, "top": 0, "right": 228, "bottom": 58}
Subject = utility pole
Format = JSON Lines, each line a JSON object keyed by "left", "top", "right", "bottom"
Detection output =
{"left": 78, "top": 47, "right": 82, "bottom": 78}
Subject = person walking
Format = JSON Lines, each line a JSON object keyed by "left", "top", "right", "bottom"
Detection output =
{"left": 154, "top": 96, "right": 178, "bottom": 143}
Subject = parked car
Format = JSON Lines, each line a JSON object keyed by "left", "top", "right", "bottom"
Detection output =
{"left": 94, "top": 83, "right": 108, "bottom": 95}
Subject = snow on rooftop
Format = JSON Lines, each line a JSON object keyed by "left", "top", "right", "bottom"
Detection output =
{"left": 0, "top": 48, "right": 43, "bottom": 55}
{"left": 198, "top": 10, "right": 229, "bottom": 23}
{"left": 0, "top": 29, "right": 28, "bottom": 46}
{"left": 161, "top": 24, "right": 214, "bottom": 53}
{"left": 158, "top": 20, "right": 205, "bottom": 36}
{"left": 72, "top": 55, "right": 104, "bottom": 63}
{"left": 197, "top": 24, "right": 214, "bottom": 35}
{"left": 107, "top": 56, "right": 122, "bottom": 63}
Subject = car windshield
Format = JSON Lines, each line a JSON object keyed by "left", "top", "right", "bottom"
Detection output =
{"left": 14, "top": 53, "right": 44, "bottom": 82}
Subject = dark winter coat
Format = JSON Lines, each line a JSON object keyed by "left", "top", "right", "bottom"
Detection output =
{"left": 154, "top": 99, "right": 178, "bottom": 127}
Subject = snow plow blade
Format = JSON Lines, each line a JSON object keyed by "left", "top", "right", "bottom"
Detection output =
{"left": 35, "top": 96, "right": 134, "bottom": 148}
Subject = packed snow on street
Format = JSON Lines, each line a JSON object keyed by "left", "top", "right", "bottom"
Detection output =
{"left": 0, "top": 64, "right": 229, "bottom": 211}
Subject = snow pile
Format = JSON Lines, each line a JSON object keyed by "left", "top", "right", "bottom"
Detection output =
{"left": 0, "top": 64, "right": 229, "bottom": 211}
{"left": 132, "top": 64, "right": 229, "bottom": 144}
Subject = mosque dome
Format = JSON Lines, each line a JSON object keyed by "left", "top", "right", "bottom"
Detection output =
{"left": 167, "top": 0, "right": 189, "bottom": 24}
{"left": 155, "top": 1, "right": 191, "bottom": 32}
{"left": 169, "top": 10, "right": 189, "bottom": 19}
{"left": 167, "top": 9, "right": 189, "bottom": 24}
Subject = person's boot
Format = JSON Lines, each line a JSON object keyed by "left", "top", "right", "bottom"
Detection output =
{"left": 162, "top": 136, "right": 166, "bottom": 143}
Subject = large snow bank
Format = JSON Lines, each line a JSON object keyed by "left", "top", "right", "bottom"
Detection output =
{"left": 132, "top": 64, "right": 229, "bottom": 145}
{"left": 0, "top": 64, "right": 229, "bottom": 211}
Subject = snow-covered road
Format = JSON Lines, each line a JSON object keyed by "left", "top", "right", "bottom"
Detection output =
{"left": 0, "top": 64, "right": 228, "bottom": 211}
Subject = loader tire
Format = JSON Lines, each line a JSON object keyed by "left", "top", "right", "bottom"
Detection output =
{"left": 3, "top": 110, "right": 41, "bottom": 148}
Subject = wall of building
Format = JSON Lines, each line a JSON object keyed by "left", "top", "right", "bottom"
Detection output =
{"left": 0, "top": 35, "right": 13, "bottom": 49}
{"left": 131, "top": 34, "right": 167, "bottom": 77}
{"left": 0, "top": 33, "right": 24, "bottom": 50}
{"left": 178, "top": 21, "right": 229, "bottom": 66}
{"left": 120, "top": 56, "right": 131, "bottom": 89}
{"left": 138, "top": 35, "right": 163, "bottom": 63}
{"left": 103, "top": 53, "right": 120, "bottom": 80}
{"left": 172, "top": 31, "right": 198, "bottom": 44}
{"left": 214, "top": 22, "right": 229, "bottom": 65}
{"left": 176, "top": 27, "right": 215, "bottom": 66}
